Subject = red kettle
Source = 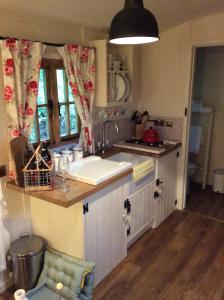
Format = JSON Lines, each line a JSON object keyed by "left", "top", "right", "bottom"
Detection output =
{"left": 143, "top": 127, "right": 160, "bottom": 143}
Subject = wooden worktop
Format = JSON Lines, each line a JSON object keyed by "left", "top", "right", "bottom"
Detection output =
{"left": 6, "top": 168, "right": 132, "bottom": 208}
{"left": 100, "top": 143, "right": 182, "bottom": 159}
{"left": 6, "top": 143, "right": 181, "bottom": 208}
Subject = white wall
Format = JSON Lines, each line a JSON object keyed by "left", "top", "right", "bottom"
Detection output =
{"left": 138, "top": 11, "right": 224, "bottom": 209}
{"left": 0, "top": 181, "right": 31, "bottom": 292}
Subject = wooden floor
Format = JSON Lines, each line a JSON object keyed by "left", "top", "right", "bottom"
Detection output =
{"left": 0, "top": 287, "right": 14, "bottom": 300}
{"left": 94, "top": 210, "right": 224, "bottom": 300}
{"left": 186, "top": 182, "right": 224, "bottom": 221}
{"left": 3, "top": 210, "right": 224, "bottom": 300}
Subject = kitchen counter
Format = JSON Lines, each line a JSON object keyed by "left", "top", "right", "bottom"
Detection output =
{"left": 100, "top": 143, "right": 182, "bottom": 159}
{"left": 6, "top": 168, "right": 132, "bottom": 208}
{"left": 6, "top": 143, "right": 181, "bottom": 208}
{"left": 6, "top": 143, "right": 181, "bottom": 274}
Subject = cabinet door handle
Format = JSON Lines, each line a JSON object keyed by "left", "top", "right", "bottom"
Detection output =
{"left": 154, "top": 191, "right": 160, "bottom": 198}
{"left": 124, "top": 199, "right": 131, "bottom": 213}
{"left": 127, "top": 199, "right": 131, "bottom": 214}
{"left": 156, "top": 179, "right": 163, "bottom": 186}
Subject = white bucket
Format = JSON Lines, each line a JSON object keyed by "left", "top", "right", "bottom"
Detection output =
{"left": 213, "top": 169, "right": 224, "bottom": 193}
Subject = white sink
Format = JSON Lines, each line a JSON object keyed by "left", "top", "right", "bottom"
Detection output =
{"left": 107, "top": 152, "right": 153, "bottom": 167}
{"left": 108, "top": 152, "right": 155, "bottom": 193}
{"left": 67, "top": 156, "right": 132, "bottom": 185}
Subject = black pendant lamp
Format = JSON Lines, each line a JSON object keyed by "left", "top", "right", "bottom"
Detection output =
{"left": 109, "top": 0, "right": 159, "bottom": 45}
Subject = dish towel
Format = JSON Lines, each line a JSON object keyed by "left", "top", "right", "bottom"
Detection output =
{"left": 133, "top": 159, "right": 155, "bottom": 183}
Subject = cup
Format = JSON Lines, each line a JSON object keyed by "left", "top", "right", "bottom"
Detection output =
{"left": 53, "top": 153, "right": 61, "bottom": 173}
{"left": 59, "top": 156, "right": 70, "bottom": 193}
{"left": 72, "top": 146, "right": 83, "bottom": 161}
{"left": 61, "top": 149, "right": 73, "bottom": 162}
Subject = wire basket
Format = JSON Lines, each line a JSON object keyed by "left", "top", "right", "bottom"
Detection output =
{"left": 23, "top": 144, "right": 54, "bottom": 191}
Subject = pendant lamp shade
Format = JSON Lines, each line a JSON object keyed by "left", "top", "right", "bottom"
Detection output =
{"left": 109, "top": 0, "right": 159, "bottom": 45}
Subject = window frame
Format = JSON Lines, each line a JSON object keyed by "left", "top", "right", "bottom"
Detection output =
{"left": 33, "top": 59, "right": 80, "bottom": 145}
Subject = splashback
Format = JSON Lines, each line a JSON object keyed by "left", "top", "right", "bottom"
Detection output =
{"left": 94, "top": 117, "right": 135, "bottom": 150}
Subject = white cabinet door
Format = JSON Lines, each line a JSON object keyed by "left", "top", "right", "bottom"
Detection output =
{"left": 153, "top": 151, "right": 178, "bottom": 228}
{"left": 127, "top": 181, "right": 155, "bottom": 247}
{"left": 84, "top": 177, "right": 129, "bottom": 285}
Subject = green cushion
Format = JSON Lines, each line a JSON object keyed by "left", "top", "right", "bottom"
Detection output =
{"left": 48, "top": 249, "right": 95, "bottom": 298}
{"left": 49, "top": 248, "right": 95, "bottom": 272}
{"left": 37, "top": 250, "right": 89, "bottom": 300}
{"left": 27, "top": 285, "right": 77, "bottom": 300}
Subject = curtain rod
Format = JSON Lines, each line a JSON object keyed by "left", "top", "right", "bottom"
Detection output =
{"left": 0, "top": 36, "right": 65, "bottom": 47}
{"left": 0, "top": 36, "right": 96, "bottom": 49}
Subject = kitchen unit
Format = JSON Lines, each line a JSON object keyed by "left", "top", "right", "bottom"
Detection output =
{"left": 6, "top": 144, "right": 180, "bottom": 286}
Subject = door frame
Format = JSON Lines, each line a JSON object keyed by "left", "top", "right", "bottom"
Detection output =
{"left": 182, "top": 41, "right": 224, "bottom": 209}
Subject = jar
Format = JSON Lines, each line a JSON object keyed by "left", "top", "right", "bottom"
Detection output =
{"left": 72, "top": 146, "right": 83, "bottom": 161}
{"left": 61, "top": 149, "right": 73, "bottom": 162}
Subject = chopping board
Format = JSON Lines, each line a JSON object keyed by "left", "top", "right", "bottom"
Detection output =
{"left": 10, "top": 135, "right": 28, "bottom": 187}
{"left": 67, "top": 156, "right": 132, "bottom": 185}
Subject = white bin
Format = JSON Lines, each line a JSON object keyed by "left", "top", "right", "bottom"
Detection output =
{"left": 213, "top": 169, "right": 224, "bottom": 193}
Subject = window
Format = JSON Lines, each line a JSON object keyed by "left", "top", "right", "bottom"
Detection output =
{"left": 29, "top": 59, "right": 79, "bottom": 144}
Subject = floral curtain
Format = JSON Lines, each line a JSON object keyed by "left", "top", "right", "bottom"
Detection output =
{"left": 57, "top": 45, "right": 96, "bottom": 153}
{"left": 0, "top": 38, "right": 45, "bottom": 178}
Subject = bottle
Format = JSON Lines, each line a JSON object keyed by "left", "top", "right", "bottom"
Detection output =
{"left": 39, "top": 142, "right": 49, "bottom": 186}
{"left": 24, "top": 146, "right": 36, "bottom": 184}
{"left": 41, "top": 141, "right": 52, "bottom": 166}
{"left": 23, "top": 146, "right": 33, "bottom": 167}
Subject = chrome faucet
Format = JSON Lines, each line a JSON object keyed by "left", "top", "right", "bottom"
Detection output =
{"left": 101, "top": 120, "right": 119, "bottom": 154}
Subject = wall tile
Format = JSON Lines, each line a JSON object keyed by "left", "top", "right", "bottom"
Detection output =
{"left": 93, "top": 118, "right": 135, "bottom": 151}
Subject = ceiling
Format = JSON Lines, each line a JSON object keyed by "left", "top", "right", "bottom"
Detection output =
{"left": 1, "top": 0, "right": 224, "bottom": 32}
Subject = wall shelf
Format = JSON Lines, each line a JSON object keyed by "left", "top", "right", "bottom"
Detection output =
{"left": 88, "top": 39, "right": 139, "bottom": 108}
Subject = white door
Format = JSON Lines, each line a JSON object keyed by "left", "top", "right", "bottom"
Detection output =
{"left": 84, "top": 178, "right": 129, "bottom": 285}
{"left": 153, "top": 151, "right": 178, "bottom": 228}
{"left": 127, "top": 181, "right": 155, "bottom": 246}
